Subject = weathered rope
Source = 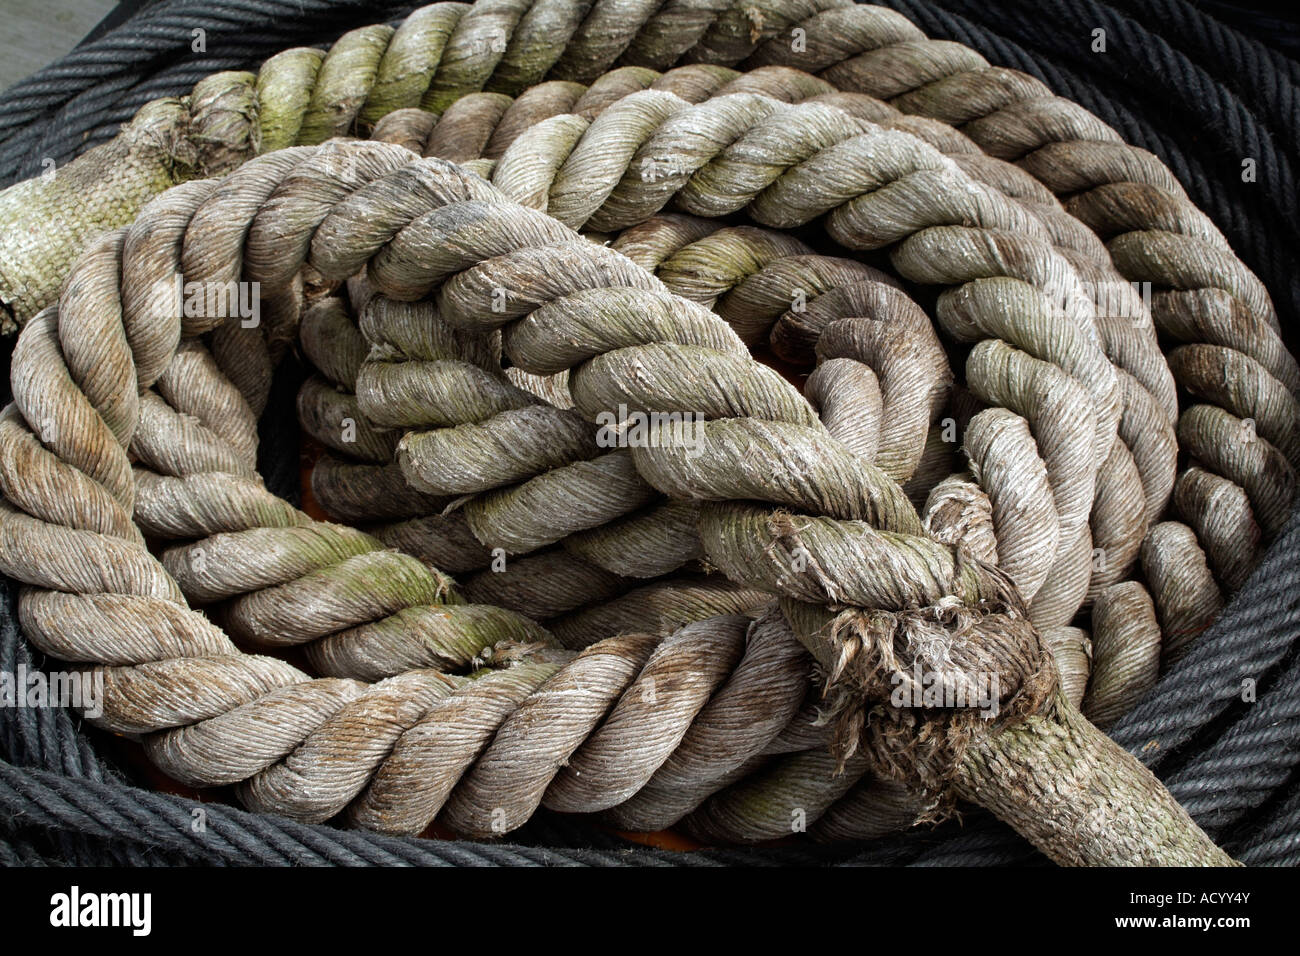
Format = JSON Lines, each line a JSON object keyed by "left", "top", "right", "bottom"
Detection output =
{"left": 61, "top": 82, "right": 1279, "bottom": 842}
{"left": 466, "top": 60, "right": 1287, "bottom": 673}
{"left": 0, "top": 0, "right": 1289, "bottom": 858}
{"left": 299, "top": 277, "right": 770, "bottom": 640}
{"left": 348, "top": 82, "right": 1226, "bottom": 724}
{"left": 295, "top": 280, "right": 934, "bottom": 840}
{"left": 175, "top": 151, "right": 925, "bottom": 837}
{"left": 296, "top": 274, "right": 917, "bottom": 837}
{"left": 463, "top": 72, "right": 1291, "bottom": 607}
{"left": 2, "top": 6, "right": 1288, "bottom": 688}
{"left": 0, "top": 144, "right": 894, "bottom": 843}
{"left": 2, "top": 0, "right": 1285, "bottom": 646}
{"left": 0, "top": 0, "right": 1294, "bottom": 868}
{"left": 0, "top": 135, "right": 1234, "bottom": 863}
{"left": 295, "top": 267, "right": 1138, "bottom": 822}
{"left": 604, "top": 214, "right": 1185, "bottom": 693}
{"left": 2, "top": 0, "right": 1291, "bottom": 376}
{"left": 352, "top": 221, "right": 1120, "bottom": 718}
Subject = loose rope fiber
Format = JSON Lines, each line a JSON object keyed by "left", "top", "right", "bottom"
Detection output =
{"left": 0, "top": 0, "right": 1294, "bottom": 868}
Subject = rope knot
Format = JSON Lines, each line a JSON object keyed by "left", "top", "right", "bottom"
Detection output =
{"left": 811, "top": 593, "right": 1058, "bottom": 804}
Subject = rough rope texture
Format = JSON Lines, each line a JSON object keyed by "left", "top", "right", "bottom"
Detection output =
{"left": 0, "top": 134, "right": 1235, "bottom": 863}
{"left": 0, "top": 7, "right": 1285, "bottom": 720}
{"left": 0, "top": 145, "right": 946, "bottom": 845}
{"left": 346, "top": 72, "right": 1262, "bottom": 720}
{"left": 0, "top": 0, "right": 1289, "bottom": 868}
{"left": 0, "top": 1, "right": 1287, "bottom": 665}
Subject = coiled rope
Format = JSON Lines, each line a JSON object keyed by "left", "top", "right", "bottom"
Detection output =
{"left": 0, "top": 0, "right": 1294, "bottom": 868}
{"left": 1, "top": 4, "right": 1290, "bottom": 653}
{"left": 0, "top": 125, "right": 1241, "bottom": 863}
{"left": 315, "top": 59, "right": 1274, "bottom": 722}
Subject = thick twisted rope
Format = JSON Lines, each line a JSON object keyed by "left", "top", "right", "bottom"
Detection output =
{"left": 0, "top": 137, "right": 1234, "bottom": 862}
{"left": 2, "top": 2, "right": 1287, "bottom": 645}
{"left": 0, "top": 0, "right": 1279, "bottom": 868}
{"left": 377, "top": 87, "right": 1206, "bottom": 723}
{"left": 363, "top": 64, "right": 1185, "bottom": 564}
{"left": 0, "top": 1, "right": 1283, "bottom": 450}
{"left": 295, "top": 259, "right": 949, "bottom": 838}
{"left": 292, "top": 71, "right": 1265, "bottom": 735}
{"left": 290, "top": 174, "right": 916, "bottom": 835}
{"left": 0, "top": 0, "right": 1289, "bottom": 868}
{"left": 299, "top": 271, "right": 769, "bottom": 640}
{"left": 3, "top": 3, "right": 1270, "bottom": 619}
{"left": 466, "top": 71, "right": 1287, "bottom": 682}
{"left": 605, "top": 215, "right": 1174, "bottom": 720}
{"left": 0, "top": 144, "right": 908, "bottom": 844}
{"left": 301, "top": 228, "right": 1142, "bottom": 730}
{"left": 400, "top": 92, "right": 1102, "bottom": 564}
{"left": 297, "top": 251, "right": 969, "bottom": 837}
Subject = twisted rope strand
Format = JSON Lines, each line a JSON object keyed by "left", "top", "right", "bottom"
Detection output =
{"left": 3, "top": 2, "right": 1279, "bottom": 625}
{"left": 0, "top": 140, "right": 1231, "bottom": 862}
{"left": 306, "top": 72, "right": 1251, "bottom": 747}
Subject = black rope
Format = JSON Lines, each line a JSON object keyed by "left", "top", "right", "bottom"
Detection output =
{"left": 1108, "top": 0, "right": 1300, "bottom": 153}
{"left": 1230, "top": 773, "right": 1300, "bottom": 866}
{"left": 1194, "top": 1, "right": 1300, "bottom": 60}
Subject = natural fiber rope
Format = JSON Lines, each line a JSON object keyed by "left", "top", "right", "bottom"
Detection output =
{"left": 86, "top": 171, "right": 904, "bottom": 837}
{"left": 343, "top": 77, "right": 1242, "bottom": 721}
{"left": 2, "top": 0, "right": 1289, "bottom": 868}
{"left": 606, "top": 212, "right": 1178, "bottom": 669}
{"left": 291, "top": 278, "right": 938, "bottom": 840}
{"left": 346, "top": 29, "right": 1297, "bottom": 704}
{"left": 295, "top": 270, "right": 1097, "bottom": 837}
{"left": 4, "top": 0, "right": 1294, "bottom": 364}
{"left": 0, "top": 125, "right": 1253, "bottom": 858}
{"left": 1, "top": 141, "right": 908, "bottom": 845}
{"left": 0, "top": 4, "right": 1287, "bottom": 686}
{"left": 1, "top": 2, "right": 1290, "bottom": 656}
{"left": 0, "top": 126, "right": 1238, "bottom": 863}
{"left": 305, "top": 207, "right": 1153, "bottom": 719}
